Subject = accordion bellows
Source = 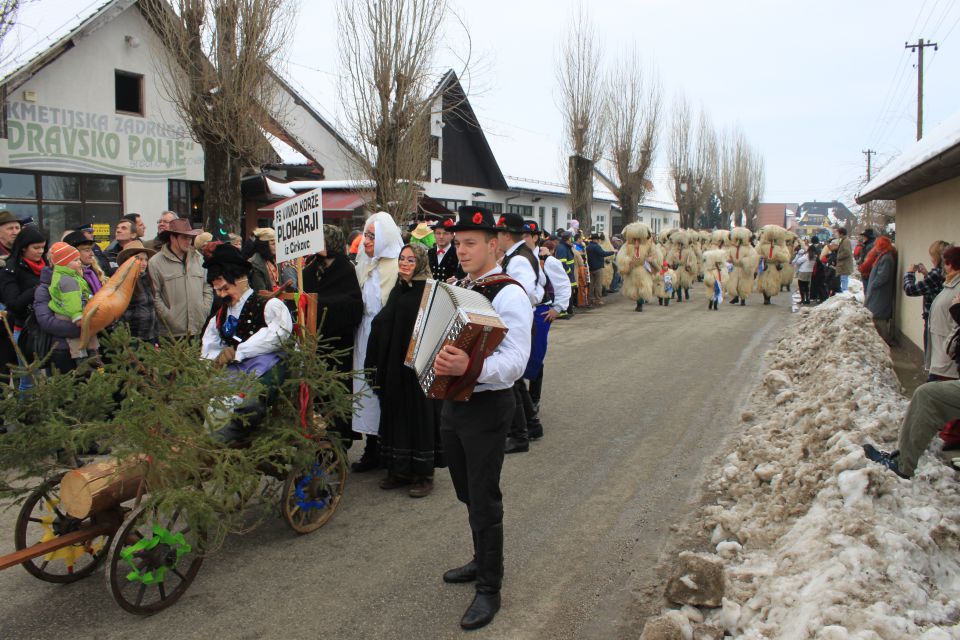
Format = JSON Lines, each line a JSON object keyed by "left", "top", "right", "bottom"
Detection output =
{"left": 405, "top": 279, "right": 508, "bottom": 401}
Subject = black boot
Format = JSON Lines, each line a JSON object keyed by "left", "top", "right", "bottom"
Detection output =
{"left": 635, "top": 300, "right": 643, "bottom": 312}
{"left": 740, "top": 298, "right": 746, "bottom": 306}
{"left": 461, "top": 525, "right": 503, "bottom": 630}
{"left": 763, "top": 295, "right": 771, "bottom": 305}
{"left": 505, "top": 383, "right": 528, "bottom": 453}
{"left": 664, "top": 298, "right": 669, "bottom": 306}
{"left": 729, "top": 296, "right": 739, "bottom": 304}
{"left": 444, "top": 530, "right": 479, "bottom": 583}
{"left": 658, "top": 298, "right": 663, "bottom": 306}
{"left": 685, "top": 288, "right": 690, "bottom": 300}
{"left": 350, "top": 435, "right": 379, "bottom": 472}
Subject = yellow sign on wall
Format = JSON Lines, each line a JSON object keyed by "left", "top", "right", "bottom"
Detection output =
{"left": 92, "top": 223, "right": 111, "bottom": 243}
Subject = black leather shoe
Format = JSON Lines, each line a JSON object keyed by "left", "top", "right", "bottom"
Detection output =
{"left": 443, "top": 560, "right": 477, "bottom": 583}
{"left": 527, "top": 424, "right": 543, "bottom": 440}
{"left": 504, "top": 437, "right": 529, "bottom": 454}
{"left": 350, "top": 456, "right": 379, "bottom": 473}
{"left": 460, "top": 592, "right": 500, "bottom": 630}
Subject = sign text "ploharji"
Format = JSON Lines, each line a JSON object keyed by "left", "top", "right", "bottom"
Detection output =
{"left": 274, "top": 188, "right": 324, "bottom": 263}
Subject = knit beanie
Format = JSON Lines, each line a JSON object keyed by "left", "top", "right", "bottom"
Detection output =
{"left": 50, "top": 241, "right": 80, "bottom": 267}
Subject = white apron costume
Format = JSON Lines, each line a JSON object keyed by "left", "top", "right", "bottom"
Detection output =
{"left": 352, "top": 212, "right": 402, "bottom": 435}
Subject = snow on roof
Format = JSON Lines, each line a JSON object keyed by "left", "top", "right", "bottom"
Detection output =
{"left": 283, "top": 179, "right": 374, "bottom": 192}
{"left": 266, "top": 177, "right": 295, "bottom": 198}
{"left": 265, "top": 133, "right": 310, "bottom": 165}
{"left": 505, "top": 175, "right": 618, "bottom": 203}
{"left": 859, "top": 108, "right": 960, "bottom": 198}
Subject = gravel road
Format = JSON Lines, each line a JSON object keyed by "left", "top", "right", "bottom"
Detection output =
{"left": 0, "top": 289, "right": 787, "bottom": 639}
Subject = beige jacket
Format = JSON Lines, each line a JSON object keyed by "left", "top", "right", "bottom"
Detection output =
{"left": 148, "top": 244, "right": 213, "bottom": 338}
{"left": 929, "top": 275, "right": 960, "bottom": 378}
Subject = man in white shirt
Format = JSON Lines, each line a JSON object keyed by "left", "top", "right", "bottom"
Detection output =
{"left": 200, "top": 243, "right": 292, "bottom": 443}
{"left": 434, "top": 206, "right": 532, "bottom": 631}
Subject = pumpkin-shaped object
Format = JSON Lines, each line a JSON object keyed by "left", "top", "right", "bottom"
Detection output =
{"left": 80, "top": 257, "right": 140, "bottom": 348}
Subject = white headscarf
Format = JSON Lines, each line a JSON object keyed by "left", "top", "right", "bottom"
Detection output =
{"left": 355, "top": 211, "right": 403, "bottom": 302}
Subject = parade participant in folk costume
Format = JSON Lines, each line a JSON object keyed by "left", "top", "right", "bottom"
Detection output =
{"left": 616, "top": 222, "right": 659, "bottom": 312}
{"left": 301, "top": 224, "right": 364, "bottom": 446}
{"left": 666, "top": 230, "right": 698, "bottom": 303}
{"left": 780, "top": 230, "right": 798, "bottom": 292}
{"left": 696, "top": 230, "right": 710, "bottom": 281}
{"left": 599, "top": 232, "right": 616, "bottom": 292}
{"left": 365, "top": 243, "right": 440, "bottom": 498}
{"left": 655, "top": 259, "right": 676, "bottom": 307}
{"left": 351, "top": 211, "right": 403, "bottom": 472}
{"left": 496, "top": 212, "right": 543, "bottom": 454}
{"left": 428, "top": 216, "right": 465, "bottom": 282}
{"left": 200, "top": 243, "right": 293, "bottom": 444}
{"left": 725, "top": 227, "right": 758, "bottom": 305}
{"left": 433, "top": 205, "right": 532, "bottom": 630}
{"left": 409, "top": 221, "right": 436, "bottom": 249}
{"left": 755, "top": 225, "right": 791, "bottom": 305}
{"left": 703, "top": 248, "right": 727, "bottom": 310}
{"left": 708, "top": 228, "right": 729, "bottom": 251}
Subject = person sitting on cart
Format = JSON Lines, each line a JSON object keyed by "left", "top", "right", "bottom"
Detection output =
{"left": 200, "top": 243, "right": 293, "bottom": 443}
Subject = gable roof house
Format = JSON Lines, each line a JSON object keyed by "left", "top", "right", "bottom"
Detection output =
{"left": 857, "top": 109, "right": 960, "bottom": 361}
{"left": 0, "top": 0, "right": 357, "bottom": 240}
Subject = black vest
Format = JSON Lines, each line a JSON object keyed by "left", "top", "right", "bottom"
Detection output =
{"left": 217, "top": 293, "right": 268, "bottom": 345}
{"left": 501, "top": 243, "right": 540, "bottom": 280}
{"left": 539, "top": 257, "right": 555, "bottom": 305}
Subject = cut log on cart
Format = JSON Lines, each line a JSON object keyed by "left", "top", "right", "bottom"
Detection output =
{"left": 60, "top": 457, "right": 148, "bottom": 519}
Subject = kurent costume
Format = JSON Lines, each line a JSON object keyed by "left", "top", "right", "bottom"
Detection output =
{"left": 200, "top": 244, "right": 293, "bottom": 443}
{"left": 428, "top": 217, "right": 465, "bottom": 282}
{"left": 667, "top": 230, "right": 698, "bottom": 302}
{"left": 599, "top": 233, "right": 616, "bottom": 291}
{"left": 352, "top": 212, "right": 403, "bottom": 465}
{"left": 655, "top": 260, "right": 676, "bottom": 306}
{"left": 440, "top": 206, "right": 532, "bottom": 630}
{"left": 725, "top": 227, "right": 758, "bottom": 305}
{"left": 616, "top": 222, "right": 659, "bottom": 312}
{"left": 703, "top": 249, "right": 727, "bottom": 310}
{"left": 708, "top": 229, "right": 729, "bottom": 251}
{"left": 755, "top": 225, "right": 791, "bottom": 305}
{"left": 781, "top": 230, "right": 798, "bottom": 291}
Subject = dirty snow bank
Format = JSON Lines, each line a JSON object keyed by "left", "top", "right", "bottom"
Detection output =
{"left": 681, "top": 295, "right": 960, "bottom": 638}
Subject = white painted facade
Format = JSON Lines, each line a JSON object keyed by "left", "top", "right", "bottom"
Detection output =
{"left": 0, "top": 4, "right": 203, "bottom": 240}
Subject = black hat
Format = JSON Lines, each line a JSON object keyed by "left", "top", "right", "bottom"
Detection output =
{"left": 435, "top": 215, "right": 456, "bottom": 231}
{"left": 496, "top": 212, "right": 526, "bottom": 234}
{"left": 63, "top": 231, "right": 94, "bottom": 248}
{"left": 448, "top": 205, "right": 499, "bottom": 232}
{"left": 522, "top": 219, "right": 540, "bottom": 235}
{"left": 860, "top": 228, "right": 876, "bottom": 240}
{"left": 589, "top": 233, "right": 600, "bottom": 240}
{"left": 74, "top": 222, "right": 94, "bottom": 233}
{"left": 202, "top": 242, "right": 252, "bottom": 284}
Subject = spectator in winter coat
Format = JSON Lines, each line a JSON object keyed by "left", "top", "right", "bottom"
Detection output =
{"left": 247, "top": 227, "right": 278, "bottom": 293}
{"left": 863, "top": 236, "right": 897, "bottom": 343}
{"left": 0, "top": 210, "right": 21, "bottom": 271}
{"left": 117, "top": 241, "right": 159, "bottom": 345}
{"left": 834, "top": 227, "right": 855, "bottom": 291}
{"left": 586, "top": 234, "right": 614, "bottom": 305}
{"left": 0, "top": 226, "right": 47, "bottom": 334}
{"left": 925, "top": 246, "right": 960, "bottom": 381}
{"left": 793, "top": 245, "right": 816, "bottom": 304}
{"left": 903, "top": 240, "right": 952, "bottom": 371}
{"left": 148, "top": 218, "right": 212, "bottom": 339}
{"left": 857, "top": 228, "right": 877, "bottom": 284}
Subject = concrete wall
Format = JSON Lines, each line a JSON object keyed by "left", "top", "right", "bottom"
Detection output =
{"left": 894, "top": 174, "right": 960, "bottom": 353}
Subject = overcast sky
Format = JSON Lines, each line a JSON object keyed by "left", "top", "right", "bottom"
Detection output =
{"left": 7, "top": 0, "right": 960, "bottom": 207}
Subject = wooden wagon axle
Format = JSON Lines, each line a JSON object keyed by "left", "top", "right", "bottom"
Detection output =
{"left": 0, "top": 522, "right": 117, "bottom": 572}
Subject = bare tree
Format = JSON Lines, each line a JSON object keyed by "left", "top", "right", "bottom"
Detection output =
{"left": 718, "top": 127, "right": 747, "bottom": 229}
{"left": 745, "top": 150, "right": 765, "bottom": 230}
{"left": 557, "top": 5, "right": 606, "bottom": 228}
{"left": 142, "top": 0, "right": 293, "bottom": 235}
{"left": 338, "top": 0, "right": 448, "bottom": 224}
{"left": 669, "top": 96, "right": 717, "bottom": 229}
{"left": 603, "top": 49, "right": 660, "bottom": 226}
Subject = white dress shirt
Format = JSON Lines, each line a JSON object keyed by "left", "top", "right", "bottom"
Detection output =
{"left": 503, "top": 240, "right": 544, "bottom": 306}
{"left": 471, "top": 266, "right": 533, "bottom": 392}
{"left": 542, "top": 255, "right": 572, "bottom": 312}
{"left": 201, "top": 288, "right": 293, "bottom": 361}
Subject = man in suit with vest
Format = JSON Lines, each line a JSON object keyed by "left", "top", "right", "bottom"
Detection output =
{"left": 496, "top": 212, "right": 544, "bottom": 454}
{"left": 428, "top": 216, "right": 465, "bottom": 282}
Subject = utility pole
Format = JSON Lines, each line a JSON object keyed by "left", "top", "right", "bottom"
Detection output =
{"left": 905, "top": 38, "right": 938, "bottom": 140}
{"left": 862, "top": 149, "right": 875, "bottom": 229}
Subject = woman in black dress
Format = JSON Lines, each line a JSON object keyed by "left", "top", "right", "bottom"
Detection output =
{"left": 365, "top": 243, "right": 439, "bottom": 497}
{"left": 301, "top": 225, "right": 364, "bottom": 445}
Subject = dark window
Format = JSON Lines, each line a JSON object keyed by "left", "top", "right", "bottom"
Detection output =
{"left": 115, "top": 70, "right": 144, "bottom": 115}
{"left": 168, "top": 179, "right": 205, "bottom": 224}
{"left": 0, "top": 170, "right": 123, "bottom": 240}
{"left": 437, "top": 198, "right": 465, "bottom": 212}
{"left": 506, "top": 204, "right": 533, "bottom": 216}
{"left": 472, "top": 200, "right": 502, "bottom": 213}
{"left": 430, "top": 135, "right": 440, "bottom": 159}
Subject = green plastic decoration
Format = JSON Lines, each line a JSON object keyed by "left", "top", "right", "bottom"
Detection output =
{"left": 120, "top": 524, "right": 192, "bottom": 585}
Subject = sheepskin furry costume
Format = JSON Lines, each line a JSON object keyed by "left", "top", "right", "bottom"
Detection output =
{"left": 708, "top": 229, "right": 729, "bottom": 251}
{"left": 755, "top": 225, "right": 791, "bottom": 304}
{"left": 666, "top": 230, "right": 698, "bottom": 302}
{"left": 703, "top": 248, "right": 727, "bottom": 310}
{"left": 600, "top": 234, "right": 616, "bottom": 290}
{"left": 780, "top": 230, "right": 798, "bottom": 290}
{"left": 654, "top": 259, "right": 676, "bottom": 306}
{"left": 616, "top": 222, "right": 658, "bottom": 312}
{"left": 725, "top": 227, "right": 758, "bottom": 305}
{"left": 695, "top": 230, "right": 710, "bottom": 280}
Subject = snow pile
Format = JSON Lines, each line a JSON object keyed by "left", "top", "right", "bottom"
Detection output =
{"left": 688, "top": 296, "right": 960, "bottom": 638}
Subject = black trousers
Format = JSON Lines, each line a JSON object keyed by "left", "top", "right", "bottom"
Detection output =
{"left": 528, "top": 368, "right": 544, "bottom": 404}
{"left": 441, "top": 388, "right": 514, "bottom": 532}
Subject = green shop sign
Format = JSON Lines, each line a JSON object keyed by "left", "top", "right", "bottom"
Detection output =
{"left": 5, "top": 101, "right": 201, "bottom": 181}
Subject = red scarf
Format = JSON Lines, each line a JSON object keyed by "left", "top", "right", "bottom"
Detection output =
{"left": 22, "top": 257, "right": 45, "bottom": 276}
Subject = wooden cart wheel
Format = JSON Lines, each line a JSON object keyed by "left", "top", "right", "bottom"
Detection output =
{"left": 105, "top": 503, "right": 204, "bottom": 615}
{"left": 281, "top": 439, "right": 347, "bottom": 534}
{"left": 14, "top": 472, "right": 113, "bottom": 583}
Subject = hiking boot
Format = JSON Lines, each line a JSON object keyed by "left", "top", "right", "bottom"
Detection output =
{"left": 379, "top": 474, "right": 411, "bottom": 490}
{"left": 408, "top": 477, "right": 434, "bottom": 498}
{"left": 863, "top": 443, "right": 909, "bottom": 479}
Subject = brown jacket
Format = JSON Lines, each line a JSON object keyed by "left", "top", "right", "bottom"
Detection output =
{"left": 835, "top": 237, "right": 855, "bottom": 276}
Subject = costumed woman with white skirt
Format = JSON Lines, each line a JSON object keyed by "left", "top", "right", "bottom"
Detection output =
{"left": 351, "top": 211, "right": 402, "bottom": 471}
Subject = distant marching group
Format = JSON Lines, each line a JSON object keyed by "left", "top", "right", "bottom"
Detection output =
{"left": 615, "top": 222, "right": 800, "bottom": 312}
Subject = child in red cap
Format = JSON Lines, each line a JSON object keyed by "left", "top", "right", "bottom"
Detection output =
{"left": 48, "top": 241, "right": 98, "bottom": 360}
